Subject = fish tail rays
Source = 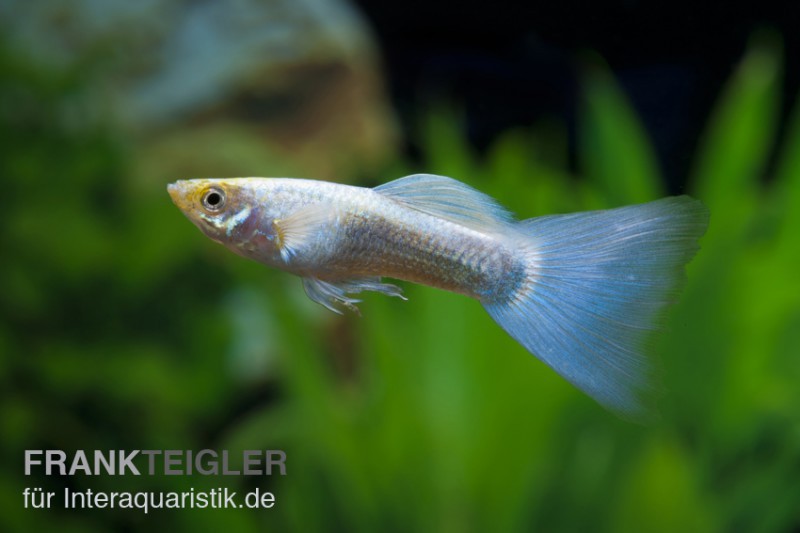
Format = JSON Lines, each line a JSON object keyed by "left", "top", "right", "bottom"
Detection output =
{"left": 482, "top": 196, "right": 709, "bottom": 422}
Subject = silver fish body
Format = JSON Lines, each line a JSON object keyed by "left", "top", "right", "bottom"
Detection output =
{"left": 168, "top": 174, "right": 709, "bottom": 421}
{"left": 276, "top": 183, "right": 524, "bottom": 300}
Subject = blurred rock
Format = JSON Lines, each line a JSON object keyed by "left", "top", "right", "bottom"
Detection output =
{"left": 2, "top": 0, "right": 398, "bottom": 178}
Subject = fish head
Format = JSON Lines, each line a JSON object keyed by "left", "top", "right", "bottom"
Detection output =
{"left": 168, "top": 178, "right": 281, "bottom": 260}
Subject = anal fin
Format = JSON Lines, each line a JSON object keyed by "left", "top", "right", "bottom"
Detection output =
{"left": 302, "top": 277, "right": 406, "bottom": 315}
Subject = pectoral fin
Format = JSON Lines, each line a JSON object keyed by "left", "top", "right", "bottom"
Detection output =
{"left": 302, "top": 277, "right": 406, "bottom": 315}
{"left": 274, "top": 203, "right": 337, "bottom": 262}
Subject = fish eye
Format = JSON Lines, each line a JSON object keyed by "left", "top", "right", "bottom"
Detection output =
{"left": 202, "top": 187, "right": 226, "bottom": 212}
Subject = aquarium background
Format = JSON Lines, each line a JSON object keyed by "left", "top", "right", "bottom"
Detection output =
{"left": 2, "top": 0, "right": 799, "bottom": 531}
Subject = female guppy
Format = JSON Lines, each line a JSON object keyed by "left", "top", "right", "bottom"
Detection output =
{"left": 168, "top": 174, "right": 708, "bottom": 421}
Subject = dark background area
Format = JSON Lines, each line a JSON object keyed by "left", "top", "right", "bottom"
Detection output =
{"left": 354, "top": 0, "right": 800, "bottom": 190}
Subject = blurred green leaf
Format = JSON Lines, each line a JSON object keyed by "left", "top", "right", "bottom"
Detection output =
{"left": 580, "top": 55, "right": 663, "bottom": 204}
{"left": 611, "top": 437, "right": 717, "bottom": 532}
{"left": 419, "top": 106, "right": 477, "bottom": 179}
{"left": 772, "top": 90, "right": 800, "bottom": 259}
{"left": 692, "top": 33, "right": 781, "bottom": 230}
{"left": 486, "top": 126, "right": 577, "bottom": 216}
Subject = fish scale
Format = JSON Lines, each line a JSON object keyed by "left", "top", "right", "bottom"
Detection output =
{"left": 326, "top": 204, "right": 518, "bottom": 300}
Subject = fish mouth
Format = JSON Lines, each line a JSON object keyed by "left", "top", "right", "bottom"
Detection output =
{"left": 167, "top": 181, "right": 183, "bottom": 206}
{"left": 167, "top": 180, "right": 197, "bottom": 214}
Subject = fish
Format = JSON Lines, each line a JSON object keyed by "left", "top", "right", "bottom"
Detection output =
{"left": 168, "top": 174, "right": 709, "bottom": 421}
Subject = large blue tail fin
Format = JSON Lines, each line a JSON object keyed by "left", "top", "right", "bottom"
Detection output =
{"left": 483, "top": 196, "right": 709, "bottom": 422}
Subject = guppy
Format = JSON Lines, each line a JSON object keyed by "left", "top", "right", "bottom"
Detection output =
{"left": 168, "top": 174, "right": 708, "bottom": 421}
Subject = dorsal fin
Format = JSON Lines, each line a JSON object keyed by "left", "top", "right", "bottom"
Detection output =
{"left": 374, "top": 174, "right": 513, "bottom": 231}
